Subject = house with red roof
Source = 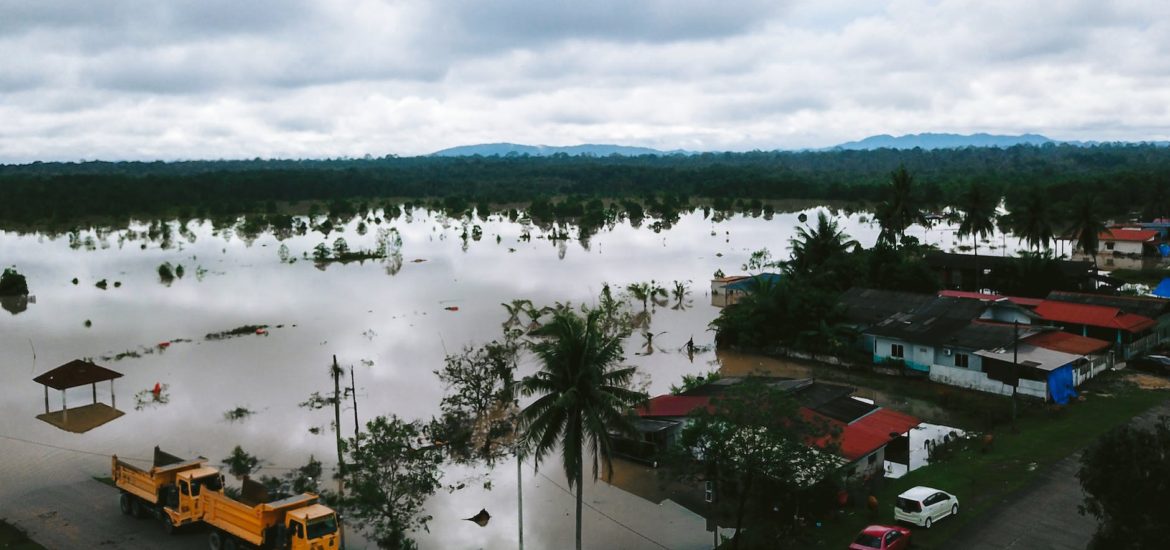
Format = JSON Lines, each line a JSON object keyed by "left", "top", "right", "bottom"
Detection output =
{"left": 1033, "top": 300, "right": 1157, "bottom": 358}
{"left": 1080, "top": 227, "right": 1166, "bottom": 269}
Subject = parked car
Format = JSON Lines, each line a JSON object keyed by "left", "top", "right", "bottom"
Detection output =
{"left": 1129, "top": 354, "right": 1170, "bottom": 375}
{"left": 849, "top": 525, "right": 912, "bottom": 549}
{"left": 894, "top": 486, "right": 958, "bottom": 528}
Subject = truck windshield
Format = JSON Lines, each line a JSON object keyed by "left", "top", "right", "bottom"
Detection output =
{"left": 306, "top": 515, "right": 338, "bottom": 539}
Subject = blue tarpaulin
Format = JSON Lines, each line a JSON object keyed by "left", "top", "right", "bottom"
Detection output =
{"left": 1153, "top": 278, "right": 1170, "bottom": 298}
{"left": 1160, "top": 243, "right": 1170, "bottom": 258}
{"left": 1047, "top": 365, "right": 1078, "bottom": 405}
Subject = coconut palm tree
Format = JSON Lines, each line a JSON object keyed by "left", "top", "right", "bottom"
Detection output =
{"left": 874, "top": 165, "right": 926, "bottom": 249}
{"left": 518, "top": 308, "right": 647, "bottom": 550}
{"left": 1005, "top": 188, "right": 1056, "bottom": 253}
{"left": 956, "top": 182, "right": 999, "bottom": 291}
{"left": 786, "top": 211, "right": 859, "bottom": 278}
{"left": 1066, "top": 195, "right": 1108, "bottom": 272}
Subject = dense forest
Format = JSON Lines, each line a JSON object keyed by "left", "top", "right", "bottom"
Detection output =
{"left": 1, "top": 144, "right": 1168, "bottom": 230}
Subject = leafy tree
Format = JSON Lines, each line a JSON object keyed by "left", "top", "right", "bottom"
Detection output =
{"left": 784, "top": 212, "right": 859, "bottom": 280}
{"left": 669, "top": 371, "right": 721, "bottom": 395}
{"left": 222, "top": 445, "right": 261, "bottom": 479}
{"left": 874, "top": 165, "right": 926, "bottom": 249}
{"left": 0, "top": 267, "right": 29, "bottom": 296}
{"left": 157, "top": 262, "right": 175, "bottom": 285}
{"left": 1078, "top": 416, "right": 1170, "bottom": 550}
{"left": 343, "top": 415, "right": 444, "bottom": 550}
{"left": 433, "top": 338, "right": 520, "bottom": 464}
{"left": 1066, "top": 195, "right": 1108, "bottom": 271}
{"left": 625, "top": 280, "right": 666, "bottom": 312}
{"left": 665, "top": 379, "right": 841, "bottom": 548}
{"left": 956, "top": 182, "right": 999, "bottom": 290}
{"left": 518, "top": 308, "right": 648, "bottom": 550}
{"left": 1005, "top": 187, "right": 1056, "bottom": 252}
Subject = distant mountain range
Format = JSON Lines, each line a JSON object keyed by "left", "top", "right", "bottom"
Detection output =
{"left": 831, "top": 133, "right": 1055, "bottom": 150}
{"left": 429, "top": 134, "right": 1166, "bottom": 157}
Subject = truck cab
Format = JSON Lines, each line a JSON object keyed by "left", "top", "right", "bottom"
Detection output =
{"left": 285, "top": 504, "right": 339, "bottom": 550}
{"left": 168, "top": 468, "right": 222, "bottom": 528}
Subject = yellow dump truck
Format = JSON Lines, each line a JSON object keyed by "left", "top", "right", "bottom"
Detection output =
{"left": 203, "top": 478, "right": 340, "bottom": 550}
{"left": 111, "top": 446, "right": 224, "bottom": 533}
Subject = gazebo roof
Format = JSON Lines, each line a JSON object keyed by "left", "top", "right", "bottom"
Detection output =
{"left": 33, "top": 359, "right": 123, "bottom": 390}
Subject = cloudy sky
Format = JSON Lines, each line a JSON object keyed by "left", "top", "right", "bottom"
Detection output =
{"left": 1, "top": 0, "right": 1168, "bottom": 162}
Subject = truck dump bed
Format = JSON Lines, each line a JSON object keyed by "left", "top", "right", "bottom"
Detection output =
{"left": 111, "top": 447, "right": 208, "bottom": 504}
{"left": 202, "top": 489, "right": 318, "bottom": 547}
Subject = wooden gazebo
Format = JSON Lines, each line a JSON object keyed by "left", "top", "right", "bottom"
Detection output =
{"left": 33, "top": 359, "right": 124, "bottom": 433}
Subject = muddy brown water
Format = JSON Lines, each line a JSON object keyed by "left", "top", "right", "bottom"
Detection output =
{"left": 0, "top": 207, "right": 1022, "bottom": 548}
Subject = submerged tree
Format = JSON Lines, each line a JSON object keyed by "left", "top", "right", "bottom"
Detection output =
{"left": 874, "top": 165, "right": 926, "bottom": 249}
{"left": 0, "top": 267, "right": 29, "bottom": 296}
{"left": 1066, "top": 195, "right": 1108, "bottom": 271}
{"left": 956, "top": 182, "right": 999, "bottom": 290}
{"left": 518, "top": 308, "right": 648, "bottom": 550}
{"left": 1005, "top": 187, "right": 1057, "bottom": 252}
{"left": 343, "top": 415, "right": 444, "bottom": 550}
{"left": 784, "top": 211, "right": 859, "bottom": 279}
{"left": 433, "top": 338, "right": 520, "bottom": 464}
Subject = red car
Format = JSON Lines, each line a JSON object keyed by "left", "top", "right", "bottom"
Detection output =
{"left": 849, "top": 525, "right": 912, "bottom": 550}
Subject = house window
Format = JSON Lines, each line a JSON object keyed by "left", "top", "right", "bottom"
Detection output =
{"left": 1106, "top": 242, "right": 1115, "bottom": 251}
{"left": 891, "top": 344, "right": 904, "bottom": 358}
{"left": 955, "top": 353, "right": 970, "bottom": 368}
{"left": 867, "top": 453, "right": 878, "bottom": 465}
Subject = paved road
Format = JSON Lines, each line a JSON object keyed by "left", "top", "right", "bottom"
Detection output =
{"left": 950, "top": 398, "right": 1170, "bottom": 550}
{"left": 4, "top": 479, "right": 207, "bottom": 550}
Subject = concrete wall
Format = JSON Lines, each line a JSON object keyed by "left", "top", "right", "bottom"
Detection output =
{"left": 843, "top": 446, "right": 886, "bottom": 479}
{"left": 1099, "top": 240, "right": 1144, "bottom": 255}
{"left": 929, "top": 364, "right": 1013, "bottom": 396}
{"left": 873, "top": 337, "right": 931, "bottom": 371}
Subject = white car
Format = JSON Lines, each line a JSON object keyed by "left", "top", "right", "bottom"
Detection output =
{"left": 893, "top": 486, "right": 959, "bottom": 529}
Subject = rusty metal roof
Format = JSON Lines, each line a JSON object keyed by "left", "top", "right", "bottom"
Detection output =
{"left": 33, "top": 359, "right": 123, "bottom": 390}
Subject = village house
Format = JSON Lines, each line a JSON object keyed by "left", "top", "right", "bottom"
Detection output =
{"left": 628, "top": 378, "right": 920, "bottom": 479}
{"left": 1032, "top": 300, "right": 1157, "bottom": 359}
{"left": 1076, "top": 225, "right": 1170, "bottom": 270}
{"left": 709, "top": 273, "right": 782, "bottom": 307}
{"left": 1045, "top": 290, "right": 1170, "bottom": 352}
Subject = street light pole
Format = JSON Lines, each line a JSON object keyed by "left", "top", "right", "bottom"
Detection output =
{"left": 1012, "top": 321, "right": 1019, "bottom": 431}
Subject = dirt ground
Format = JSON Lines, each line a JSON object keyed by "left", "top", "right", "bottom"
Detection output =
{"left": 1124, "top": 372, "right": 1170, "bottom": 390}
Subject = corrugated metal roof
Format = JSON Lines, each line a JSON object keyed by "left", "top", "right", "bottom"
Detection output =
{"left": 33, "top": 359, "right": 123, "bottom": 390}
{"left": 831, "top": 408, "right": 921, "bottom": 462}
{"left": 1046, "top": 291, "right": 1170, "bottom": 319}
{"left": 635, "top": 395, "right": 712, "bottom": 418}
{"left": 1099, "top": 228, "right": 1159, "bottom": 242}
{"left": 975, "top": 344, "right": 1082, "bottom": 372}
{"left": 838, "top": 287, "right": 937, "bottom": 325}
{"left": 1025, "top": 331, "right": 1112, "bottom": 355}
{"left": 725, "top": 273, "right": 783, "bottom": 291}
{"left": 1035, "top": 300, "right": 1157, "bottom": 333}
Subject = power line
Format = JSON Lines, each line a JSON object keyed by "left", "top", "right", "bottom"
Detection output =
{"left": 525, "top": 460, "right": 670, "bottom": 549}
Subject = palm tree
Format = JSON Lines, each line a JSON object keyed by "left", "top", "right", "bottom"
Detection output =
{"left": 1066, "top": 195, "right": 1108, "bottom": 272}
{"left": 786, "top": 211, "right": 859, "bottom": 277}
{"left": 875, "top": 165, "right": 926, "bottom": 249}
{"left": 518, "top": 309, "right": 648, "bottom": 550}
{"left": 1005, "top": 188, "right": 1056, "bottom": 252}
{"left": 956, "top": 182, "right": 999, "bottom": 291}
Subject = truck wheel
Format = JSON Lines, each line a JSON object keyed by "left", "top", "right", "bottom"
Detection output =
{"left": 223, "top": 538, "right": 238, "bottom": 550}
{"left": 163, "top": 517, "right": 177, "bottom": 535}
{"left": 119, "top": 493, "right": 132, "bottom": 515}
{"left": 130, "top": 497, "right": 147, "bottom": 519}
{"left": 208, "top": 531, "right": 224, "bottom": 550}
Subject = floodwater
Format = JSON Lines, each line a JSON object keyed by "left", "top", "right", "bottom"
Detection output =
{"left": 0, "top": 205, "right": 1024, "bottom": 548}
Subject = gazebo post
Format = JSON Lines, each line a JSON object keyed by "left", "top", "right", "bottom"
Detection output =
{"left": 61, "top": 389, "right": 68, "bottom": 422}
{"left": 92, "top": 382, "right": 98, "bottom": 405}
{"left": 43, "top": 385, "right": 49, "bottom": 414}
{"left": 111, "top": 379, "right": 116, "bottom": 409}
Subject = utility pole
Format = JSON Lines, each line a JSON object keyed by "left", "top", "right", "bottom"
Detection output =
{"left": 1012, "top": 321, "right": 1019, "bottom": 431}
{"left": 349, "top": 365, "right": 360, "bottom": 450}
{"left": 517, "top": 450, "right": 524, "bottom": 550}
{"left": 332, "top": 355, "right": 347, "bottom": 550}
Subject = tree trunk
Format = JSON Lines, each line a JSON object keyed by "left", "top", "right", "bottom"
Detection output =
{"left": 576, "top": 463, "right": 584, "bottom": 550}
{"left": 973, "top": 240, "right": 980, "bottom": 292}
{"left": 732, "top": 471, "right": 753, "bottom": 550}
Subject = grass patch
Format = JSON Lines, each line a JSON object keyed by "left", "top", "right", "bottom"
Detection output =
{"left": 0, "top": 519, "right": 44, "bottom": 550}
{"left": 804, "top": 372, "right": 1168, "bottom": 549}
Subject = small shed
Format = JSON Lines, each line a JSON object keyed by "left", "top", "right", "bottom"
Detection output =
{"left": 33, "top": 359, "right": 124, "bottom": 433}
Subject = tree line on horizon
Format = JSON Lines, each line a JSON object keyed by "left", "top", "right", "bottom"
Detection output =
{"left": 1, "top": 143, "right": 1169, "bottom": 230}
